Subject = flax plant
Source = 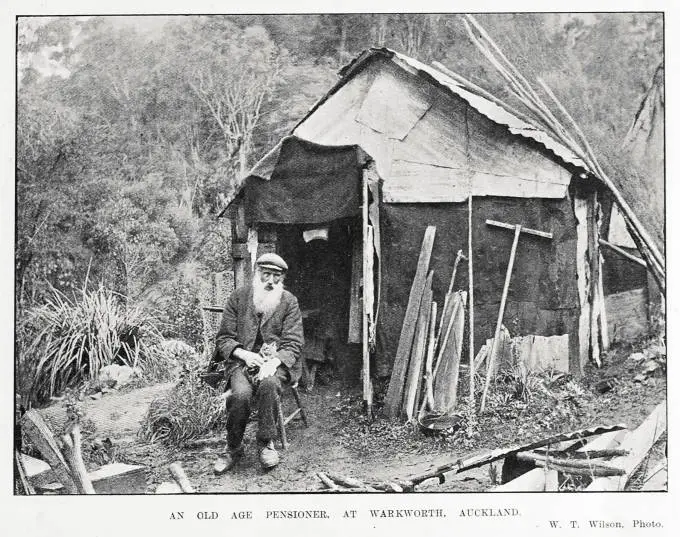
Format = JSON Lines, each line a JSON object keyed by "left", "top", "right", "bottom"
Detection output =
{"left": 22, "top": 284, "right": 164, "bottom": 403}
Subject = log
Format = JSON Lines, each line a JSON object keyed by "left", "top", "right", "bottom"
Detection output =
{"left": 369, "top": 481, "right": 404, "bottom": 492}
{"left": 317, "top": 472, "right": 339, "bottom": 491}
{"left": 324, "top": 471, "right": 377, "bottom": 491}
{"left": 533, "top": 449, "right": 629, "bottom": 460}
{"left": 21, "top": 410, "right": 78, "bottom": 494}
{"left": 587, "top": 401, "right": 666, "bottom": 491}
{"left": 169, "top": 462, "right": 195, "bottom": 493}
{"left": 60, "top": 424, "right": 95, "bottom": 493}
{"left": 403, "top": 274, "right": 433, "bottom": 420}
{"left": 384, "top": 226, "right": 436, "bottom": 418}
{"left": 516, "top": 452, "right": 625, "bottom": 475}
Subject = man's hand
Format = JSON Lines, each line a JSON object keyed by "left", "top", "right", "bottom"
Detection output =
{"left": 232, "top": 348, "right": 265, "bottom": 369}
{"left": 256, "top": 357, "right": 281, "bottom": 381}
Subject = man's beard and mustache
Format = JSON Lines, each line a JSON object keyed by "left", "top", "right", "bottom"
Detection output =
{"left": 252, "top": 274, "right": 284, "bottom": 316}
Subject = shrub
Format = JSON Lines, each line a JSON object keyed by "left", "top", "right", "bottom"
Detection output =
{"left": 20, "top": 284, "right": 166, "bottom": 404}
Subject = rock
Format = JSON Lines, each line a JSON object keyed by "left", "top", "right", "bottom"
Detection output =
{"left": 213, "top": 459, "right": 228, "bottom": 475}
{"left": 633, "top": 373, "right": 646, "bottom": 383}
{"left": 98, "top": 364, "right": 139, "bottom": 388}
{"left": 643, "top": 360, "right": 660, "bottom": 374}
{"left": 90, "top": 392, "right": 102, "bottom": 400}
{"left": 628, "top": 352, "right": 646, "bottom": 363}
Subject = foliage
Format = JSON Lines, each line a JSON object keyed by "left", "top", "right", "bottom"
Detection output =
{"left": 139, "top": 359, "right": 226, "bottom": 446}
{"left": 15, "top": 14, "right": 663, "bottom": 338}
{"left": 19, "top": 284, "right": 165, "bottom": 404}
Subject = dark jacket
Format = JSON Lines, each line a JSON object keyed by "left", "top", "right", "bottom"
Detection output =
{"left": 214, "top": 285, "right": 304, "bottom": 383}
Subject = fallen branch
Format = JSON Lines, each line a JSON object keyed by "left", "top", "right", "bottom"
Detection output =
{"left": 60, "top": 423, "right": 95, "bottom": 494}
{"left": 323, "top": 471, "right": 378, "bottom": 491}
{"left": 169, "top": 462, "right": 195, "bottom": 493}
{"left": 317, "top": 472, "right": 339, "bottom": 491}
{"left": 533, "top": 448, "right": 629, "bottom": 459}
{"left": 516, "top": 452, "right": 625, "bottom": 476}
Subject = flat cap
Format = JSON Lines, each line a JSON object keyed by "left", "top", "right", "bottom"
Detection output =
{"left": 256, "top": 252, "right": 288, "bottom": 272}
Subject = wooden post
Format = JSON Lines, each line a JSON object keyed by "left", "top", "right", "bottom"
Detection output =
{"left": 362, "top": 172, "right": 373, "bottom": 418}
{"left": 574, "top": 195, "right": 591, "bottom": 374}
{"left": 231, "top": 201, "right": 249, "bottom": 289}
{"left": 587, "top": 191, "right": 601, "bottom": 366}
{"left": 480, "top": 224, "right": 521, "bottom": 413}
{"left": 468, "top": 194, "right": 475, "bottom": 413}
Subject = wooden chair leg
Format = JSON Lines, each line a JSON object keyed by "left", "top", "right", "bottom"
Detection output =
{"left": 291, "top": 386, "right": 309, "bottom": 427}
{"left": 276, "top": 396, "right": 288, "bottom": 450}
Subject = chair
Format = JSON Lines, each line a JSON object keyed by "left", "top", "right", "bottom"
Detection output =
{"left": 275, "top": 381, "right": 309, "bottom": 450}
{"left": 209, "top": 380, "right": 309, "bottom": 451}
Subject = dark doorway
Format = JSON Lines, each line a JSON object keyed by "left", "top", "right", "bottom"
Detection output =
{"left": 277, "top": 219, "right": 361, "bottom": 386}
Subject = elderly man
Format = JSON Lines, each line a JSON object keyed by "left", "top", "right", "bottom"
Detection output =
{"left": 214, "top": 253, "right": 304, "bottom": 471}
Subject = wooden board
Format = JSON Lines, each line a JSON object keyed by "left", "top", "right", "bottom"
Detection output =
{"left": 383, "top": 162, "right": 568, "bottom": 203}
{"left": 605, "top": 287, "right": 649, "bottom": 343}
{"left": 384, "top": 226, "right": 436, "bottom": 418}
{"left": 432, "top": 291, "right": 467, "bottom": 414}
{"left": 511, "top": 334, "right": 569, "bottom": 373}
{"left": 587, "top": 401, "right": 666, "bottom": 491}
{"left": 347, "top": 233, "right": 362, "bottom": 344}
{"left": 403, "top": 277, "right": 433, "bottom": 420}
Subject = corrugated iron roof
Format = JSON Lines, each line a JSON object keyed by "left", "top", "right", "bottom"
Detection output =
{"left": 231, "top": 47, "right": 587, "bottom": 212}
{"left": 379, "top": 49, "right": 586, "bottom": 170}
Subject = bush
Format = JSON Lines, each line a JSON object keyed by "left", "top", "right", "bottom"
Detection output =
{"left": 157, "top": 273, "right": 205, "bottom": 353}
{"left": 139, "top": 360, "right": 227, "bottom": 446}
{"left": 19, "top": 284, "right": 166, "bottom": 404}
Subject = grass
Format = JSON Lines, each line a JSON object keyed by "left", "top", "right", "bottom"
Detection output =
{"left": 138, "top": 360, "right": 227, "bottom": 446}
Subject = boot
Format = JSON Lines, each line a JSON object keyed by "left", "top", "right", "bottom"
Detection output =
{"left": 214, "top": 444, "right": 244, "bottom": 475}
{"left": 258, "top": 440, "right": 280, "bottom": 469}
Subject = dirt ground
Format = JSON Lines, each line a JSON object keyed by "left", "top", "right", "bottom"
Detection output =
{"left": 35, "top": 337, "right": 666, "bottom": 493}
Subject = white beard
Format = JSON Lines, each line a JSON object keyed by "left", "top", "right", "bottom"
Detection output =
{"left": 252, "top": 275, "right": 284, "bottom": 316}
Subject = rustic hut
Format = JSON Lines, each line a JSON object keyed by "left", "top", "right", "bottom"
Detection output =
{"left": 222, "top": 48, "right": 650, "bottom": 391}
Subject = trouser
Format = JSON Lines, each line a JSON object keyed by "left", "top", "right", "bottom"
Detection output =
{"left": 225, "top": 366, "right": 289, "bottom": 450}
